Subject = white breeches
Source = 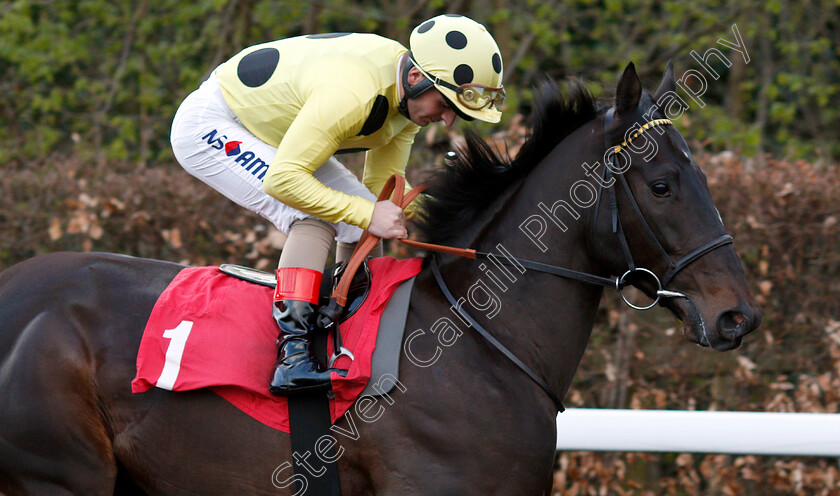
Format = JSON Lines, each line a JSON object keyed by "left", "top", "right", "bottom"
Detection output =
{"left": 170, "top": 72, "right": 375, "bottom": 244}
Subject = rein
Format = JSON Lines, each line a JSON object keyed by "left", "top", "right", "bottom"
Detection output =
{"left": 330, "top": 112, "right": 735, "bottom": 412}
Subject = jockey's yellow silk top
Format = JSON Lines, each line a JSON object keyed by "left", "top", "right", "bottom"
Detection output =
{"left": 216, "top": 33, "right": 419, "bottom": 229}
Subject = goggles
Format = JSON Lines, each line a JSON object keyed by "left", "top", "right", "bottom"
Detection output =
{"left": 411, "top": 57, "right": 505, "bottom": 111}
{"left": 455, "top": 83, "right": 506, "bottom": 110}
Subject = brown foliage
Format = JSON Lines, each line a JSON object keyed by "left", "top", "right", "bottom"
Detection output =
{"left": 0, "top": 159, "right": 286, "bottom": 271}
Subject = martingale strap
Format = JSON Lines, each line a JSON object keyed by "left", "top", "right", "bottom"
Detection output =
{"left": 430, "top": 256, "right": 566, "bottom": 413}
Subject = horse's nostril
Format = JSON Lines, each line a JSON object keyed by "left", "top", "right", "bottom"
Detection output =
{"left": 718, "top": 310, "right": 748, "bottom": 337}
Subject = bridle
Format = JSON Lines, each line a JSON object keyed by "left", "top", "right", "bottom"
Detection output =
{"left": 327, "top": 109, "right": 736, "bottom": 412}
{"left": 412, "top": 109, "right": 733, "bottom": 310}
{"left": 594, "top": 108, "right": 734, "bottom": 309}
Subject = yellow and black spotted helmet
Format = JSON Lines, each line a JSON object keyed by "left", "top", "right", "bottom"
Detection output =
{"left": 404, "top": 15, "right": 505, "bottom": 123}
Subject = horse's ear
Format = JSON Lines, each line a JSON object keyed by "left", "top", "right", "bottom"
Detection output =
{"left": 615, "top": 62, "right": 642, "bottom": 115}
{"left": 653, "top": 60, "right": 676, "bottom": 104}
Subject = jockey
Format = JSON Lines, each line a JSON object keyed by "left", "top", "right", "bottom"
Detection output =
{"left": 170, "top": 14, "right": 505, "bottom": 396}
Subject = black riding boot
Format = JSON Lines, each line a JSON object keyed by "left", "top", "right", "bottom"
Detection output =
{"left": 268, "top": 300, "right": 333, "bottom": 396}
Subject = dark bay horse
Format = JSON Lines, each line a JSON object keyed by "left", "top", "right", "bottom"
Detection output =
{"left": 0, "top": 63, "right": 759, "bottom": 495}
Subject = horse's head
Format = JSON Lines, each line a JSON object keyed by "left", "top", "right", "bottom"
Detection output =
{"left": 593, "top": 62, "right": 761, "bottom": 351}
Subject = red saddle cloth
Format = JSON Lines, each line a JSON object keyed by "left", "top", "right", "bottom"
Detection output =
{"left": 131, "top": 256, "right": 422, "bottom": 432}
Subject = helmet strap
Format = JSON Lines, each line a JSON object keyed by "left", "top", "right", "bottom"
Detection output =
{"left": 397, "top": 52, "right": 475, "bottom": 122}
{"left": 398, "top": 53, "right": 435, "bottom": 120}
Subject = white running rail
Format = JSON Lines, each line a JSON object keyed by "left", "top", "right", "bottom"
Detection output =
{"left": 556, "top": 409, "right": 840, "bottom": 456}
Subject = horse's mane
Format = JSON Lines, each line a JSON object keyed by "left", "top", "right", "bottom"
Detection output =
{"left": 414, "top": 78, "right": 599, "bottom": 245}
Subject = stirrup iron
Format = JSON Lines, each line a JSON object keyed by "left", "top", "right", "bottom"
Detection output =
{"left": 327, "top": 315, "right": 354, "bottom": 369}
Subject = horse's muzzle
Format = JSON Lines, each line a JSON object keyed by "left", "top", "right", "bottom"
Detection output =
{"left": 663, "top": 295, "right": 760, "bottom": 351}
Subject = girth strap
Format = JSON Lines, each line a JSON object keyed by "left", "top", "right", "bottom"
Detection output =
{"left": 430, "top": 256, "right": 566, "bottom": 413}
{"left": 287, "top": 396, "right": 342, "bottom": 496}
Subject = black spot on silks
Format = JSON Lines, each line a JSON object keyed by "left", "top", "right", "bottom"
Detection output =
{"left": 306, "top": 33, "right": 351, "bottom": 39}
{"left": 492, "top": 53, "right": 502, "bottom": 74}
{"left": 445, "top": 31, "right": 467, "bottom": 50}
{"left": 417, "top": 21, "right": 435, "bottom": 34}
{"left": 237, "top": 48, "right": 280, "bottom": 88}
{"left": 453, "top": 64, "right": 474, "bottom": 85}
{"left": 357, "top": 95, "right": 389, "bottom": 136}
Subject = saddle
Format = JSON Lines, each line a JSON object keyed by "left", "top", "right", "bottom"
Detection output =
{"left": 220, "top": 260, "right": 371, "bottom": 323}
{"left": 133, "top": 256, "right": 421, "bottom": 428}
{"left": 220, "top": 260, "right": 373, "bottom": 369}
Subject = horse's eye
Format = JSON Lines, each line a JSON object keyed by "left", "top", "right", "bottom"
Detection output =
{"left": 651, "top": 182, "right": 670, "bottom": 197}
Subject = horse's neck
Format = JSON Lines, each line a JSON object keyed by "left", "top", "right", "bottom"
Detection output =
{"left": 442, "top": 120, "right": 605, "bottom": 403}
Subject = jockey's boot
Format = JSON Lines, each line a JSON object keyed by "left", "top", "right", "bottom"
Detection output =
{"left": 269, "top": 267, "right": 333, "bottom": 396}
